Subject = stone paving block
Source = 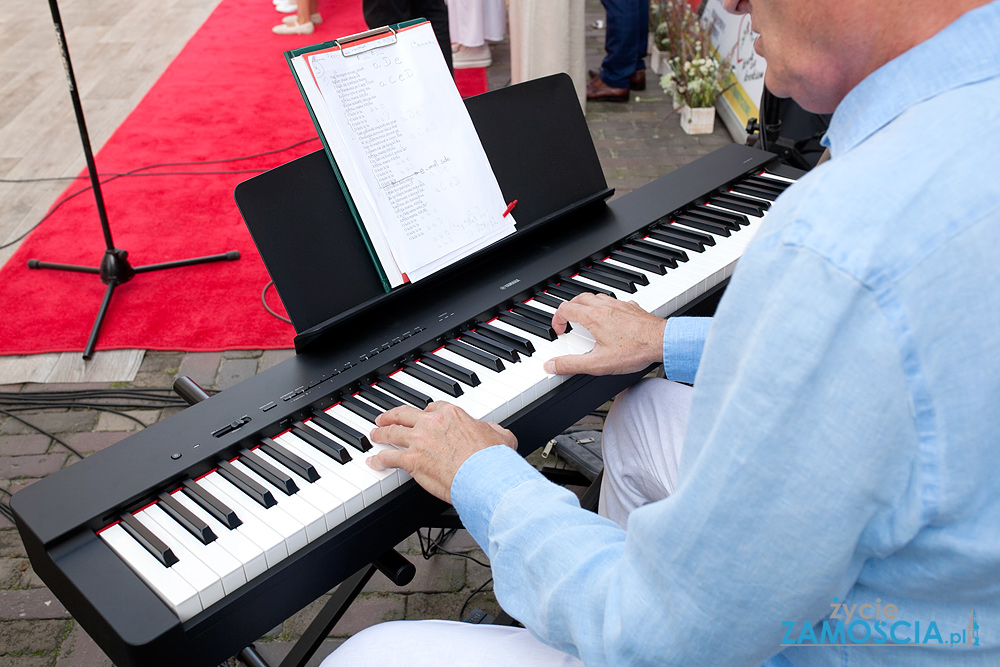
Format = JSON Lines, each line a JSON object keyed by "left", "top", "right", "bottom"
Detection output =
{"left": 217, "top": 358, "right": 259, "bottom": 391}
{"left": 222, "top": 350, "right": 263, "bottom": 360}
{"left": 286, "top": 593, "right": 405, "bottom": 639}
{"left": 0, "top": 619, "right": 69, "bottom": 658}
{"left": 55, "top": 623, "right": 114, "bottom": 667}
{"left": 129, "top": 371, "right": 176, "bottom": 389}
{"left": 0, "top": 454, "right": 68, "bottom": 480}
{"left": 94, "top": 409, "right": 159, "bottom": 432}
{"left": 0, "top": 654, "right": 51, "bottom": 667}
{"left": 19, "top": 383, "right": 109, "bottom": 394}
{"left": 258, "top": 348, "right": 296, "bottom": 373}
{"left": 0, "top": 435, "right": 50, "bottom": 457}
{"left": 0, "top": 589, "right": 70, "bottom": 620}
{"left": 0, "top": 411, "right": 96, "bottom": 436}
{"left": 0, "top": 531, "right": 26, "bottom": 559}
{"left": 0, "top": 558, "right": 29, "bottom": 588}
{"left": 405, "top": 590, "right": 500, "bottom": 625}
{"left": 62, "top": 431, "right": 128, "bottom": 455}
{"left": 137, "top": 352, "right": 184, "bottom": 375}
{"left": 177, "top": 351, "right": 223, "bottom": 389}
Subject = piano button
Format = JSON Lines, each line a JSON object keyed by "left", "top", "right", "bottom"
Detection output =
{"left": 401, "top": 361, "right": 464, "bottom": 398}
{"left": 317, "top": 407, "right": 407, "bottom": 488}
{"left": 267, "top": 437, "right": 365, "bottom": 519}
{"left": 419, "top": 351, "right": 480, "bottom": 387}
{"left": 729, "top": 183, "right": 778, "bottom": 201}
{"left": 292, "top": 421, "right": 354, "bottom": 463}
{"left": 260, "top": 437, "right": 320, "bottom": 483}
{"left": 138, "top": 504, "right": 245, "bottom": 597}
{"left": 447, "top": 339, "right": 506, "bottom": 372}
{"left": 119, "top": 511, "right": 178, "bottom": 568}
{"left": 497, "top": 310, "right": 559, "bottom": 341}
{"left": 229, "top": 460, "right": 326, "bottom": 543}
{"left": 359, "top": 386, "right": 405, "bottom": 411}
{"left": 157, "top": 492, "right": 216, "bottom": 545}
{"left": 576, "top": 266, "right": 637, "bottom": 293}
{"left": 200, "top": 472, "right": 307, "bottom": 557}
{"left": 131, "top": 510, "right": 225, "bottom": 609}
{"left": 99, "top": 523, "right": 202, "bottom": 622}
{"left": 474, "top": 322, "right": 534, "bottom": 355}
{"left": 591, "top": 261, "right": 649, "bottom": 286}
{"left": 279, "top": 432, "right": 382, "bottom": 508}
{"left": 253, "top": 448, "right": 350, "bottom": 528}
{"left": 690, "top": 205, "right": 749, "bottom": 228}
{"left": 217, "top": 460, "right": 277, "bottom": 509}
{"left": 239, "top": 448, "right": 298, "bottom": 495}
{"left": 376, "top": 374, "right": 433, "bottom": 408}
{"left": 560, "top": 277, "right": 616, "bottom": 298}
{"left": 170, "top": 490, "right": 268, "bottom": 581}
{"left": 531, "top": 291, "right": 566, "bottom": 308}
{"left": 672, "top": 215, "right": 731, "bottom": 237}
{"left": 545, "top": 283, "right": 579, "bottom": 301}
{"left": 459, "top": 330, "right": 520, "bottom": 364}
{"left": 307, "top": 411, "right": 370, "bottom": 453}
{"left": 190, "top": 480, "right": 290, "bottom": 571}
{"left": 340, "top": 393, "right": 384, "bottom": 424}
{"left": 182, "top": 479, "right": 242, "bottom": 530}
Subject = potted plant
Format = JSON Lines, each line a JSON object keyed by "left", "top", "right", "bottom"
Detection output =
{"left": 649, "top": 0, "right": 699, "bottom": 78}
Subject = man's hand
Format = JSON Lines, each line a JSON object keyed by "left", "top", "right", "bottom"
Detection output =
{"left": 368, "top": 402, "right": 517, "bottom": 504}
{"left": 545, "top": 292, "right": 666, "bottom": 376}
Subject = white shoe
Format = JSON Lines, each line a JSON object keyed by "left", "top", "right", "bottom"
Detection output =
{"left": 451, "top": 42, "right": 460, "bottom": 53}
{"left": 283, "top": 12, "right": 321, "bottom": 25}
{"left": 275, "top": 1, "right": 297, "bottom": 13}
{"left": 272, "top": 20, "right": 314, "bottom": 34}
{"left": 453, "top": 44, "right": 491, "bottom": 69}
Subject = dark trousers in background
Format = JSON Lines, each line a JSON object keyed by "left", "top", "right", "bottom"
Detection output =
{"left": 363, "top": 0, "right": 454, "bottom": 73}
{"left": 600, "top": 0, "right": 648, "bottom": 89}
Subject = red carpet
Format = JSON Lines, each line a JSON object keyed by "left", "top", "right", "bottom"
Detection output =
{"left": 0, "top": 0, "right": 488, "bottom": 355}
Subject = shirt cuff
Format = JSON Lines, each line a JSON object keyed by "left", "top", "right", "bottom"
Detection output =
{"left": 451, "top": 444, "right": 543, "bottom": 550}
{"left": 662, "top": 316, "right": 711, "bottom": 383}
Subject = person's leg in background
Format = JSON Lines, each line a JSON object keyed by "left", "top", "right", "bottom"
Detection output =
{"left": 363, "top": 0, "right": 454, "bottom": 72}
{"left": 588, "top": 0, "right": 649, "bottom": 100}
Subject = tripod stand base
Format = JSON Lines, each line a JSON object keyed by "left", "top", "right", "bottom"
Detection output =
{"left": 27, "top": 248, "right": 241, "bottom": 359}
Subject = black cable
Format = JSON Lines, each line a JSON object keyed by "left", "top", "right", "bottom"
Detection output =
{"left": 0, "top": 408, "right": 84, "bottom": 460}
{"left": 417, "top": 527, "right": 491, "bottom": 568}
{"left": 261, "top": 281, "right": 292, "bottom": 324}
{"left": 459, "top": 577, "right": 493, "bottom": 622}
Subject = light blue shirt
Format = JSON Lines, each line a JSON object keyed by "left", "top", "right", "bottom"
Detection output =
{"left": 451, "top": 2, "right": 1000, "bottom": 665}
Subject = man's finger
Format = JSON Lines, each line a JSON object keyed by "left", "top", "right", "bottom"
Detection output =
{"left": 368, "top": 448, "right": 406, "bottom": 472}
{"left": 374, "top": 404, "right": 424, "bottom": 428}
{"left": 543, "top": 352, "right": 590, "bottom": 376}
{"left": 370, "top": 423, "right": 415, "bottom": 448}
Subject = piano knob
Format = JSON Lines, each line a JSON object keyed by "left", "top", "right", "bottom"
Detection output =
{"left": 174, "top": 375, "right": 211, "bottom": 406}
{"left": 373, "top": 549, "right": 415, "bottom": 587}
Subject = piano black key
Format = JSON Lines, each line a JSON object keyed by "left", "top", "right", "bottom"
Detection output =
{"left": 293, "top": 421, "right": 355, "bottom": 462}
{"left": 576, "top": 266, "right": 637, "bottom": 293}
{"left": 419, "top": 351, "right": 481, "bottom": 387}
{"left": 637, "top": 234, "right": 689, "bottom": 261}
{"left": 217, "top": 460, "right": 277, "bottom": 509}
{"left": 240, "top": 448, "right": 299, "bottom": 495}
{"left": 671, "top": 215, "right": 731, "bottom": 237}
{"left": 592, "top": 260, "right": 649, "bottom": 285}
{"left": 446, "top": 339, "right": 506, "bottom": 372}
{"left": 709, "top": 193, "right": 768, "bottom": 216}
{"left": 182, "top": 479, "right": 242, "bottom": 529}
{"left": 620, "top": 244, "right": 678, "bottom": 269}
{"left": 642, "top": 228, "right": 704, "bottom": 253}
{"left": 561, "top": 277, "right": 616, "bottom": 298}
{"left": 690, "top": 204, "right": 749, "bottom": 228}
{"left": 745, "top": 175, "right": 790, "bottom": 193}
{"left": 497, "top": 311, "right": 558, "bottom": 341}
{"left": 157, "top": 492, "right": 217, "bottom": 545}
{"left": 475, "top": 322, "right": 535, "bottom": 355}
{"left": 654, "top": 222, "right": 715, "bottom": 247}
{"left": 303, "top": 414, "right": 368, "bottom": 455}
{"left": 630, "top": 238, "right": 691, "bottom": 263}
{"left": 340, "top": 394, "right": 384, "bottom": 424}
{"left": 511, "top": 301, "right": 565, "bottom": 326}
{"left": 359, "top": 386, "right": 405, "bottom": 411}
{"left": 119, "top": 511, "right": 179, "bottom": 568}
{"left": 532, "top": 291, "right": 567, "bottom": 308}
{"left": 730, "top": 183, "right": 778, "bottom": 201}
{"left": 260, "top": 437, "right": 320, "bottom": 483}
{"left": 377, "top": 374, "right": 433, "bottom": 408}
{"left": 609, "top": 249, "right": 668, "bottom": 274}
{"left": 401, "top": 361, "right": 464, "bottom": 398}
{"left": 545, "top": 283, "right": 580, "bottom": 301}
{"left": 460, "top": 330, "right": 521, "bottom": 363}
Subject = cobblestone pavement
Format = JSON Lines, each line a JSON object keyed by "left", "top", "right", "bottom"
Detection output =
{"left": 0, "top": 1, "right": 735, "bottom": 664}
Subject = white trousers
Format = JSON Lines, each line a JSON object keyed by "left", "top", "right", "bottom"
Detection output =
{"left": 320, "top": 379, "right": 692, "bottom": 666}
{"left": 446, "top": 0, "right": 507, "bottom": 46}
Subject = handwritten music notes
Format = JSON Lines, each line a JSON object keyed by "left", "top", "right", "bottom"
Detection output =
{"left": 291, "top": 22, "right": 516, "bottom": 288}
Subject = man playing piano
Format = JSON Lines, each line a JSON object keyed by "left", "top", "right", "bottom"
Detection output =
{"left": 325, "top": 0, "right": 1000, "bottom": 664}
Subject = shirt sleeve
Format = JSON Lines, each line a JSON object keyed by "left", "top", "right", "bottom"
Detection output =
{"left": 661, "top": 316, "right": 711, "bottom": 383}
{"left": 450, "top": 239, "right": 926, "bottom": 666}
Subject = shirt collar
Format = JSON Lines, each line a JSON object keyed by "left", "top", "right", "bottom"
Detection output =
{"left": 823, "top": 0, "right": 1000, "bottom": 157}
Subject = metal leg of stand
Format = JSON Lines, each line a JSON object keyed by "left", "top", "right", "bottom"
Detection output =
{"left": 26, "top": 259, "right": 100, "bottom": 273}
{"left": 132, "top": 250, "right": 240, "bottom": 273}
{"left": 276, "top": 565, "right": 379, "bottom": 667}
{"left": 83, "top": 280, "right": 116, "bottom": 360}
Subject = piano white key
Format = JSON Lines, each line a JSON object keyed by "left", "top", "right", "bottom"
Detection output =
{"left": 343, "top": 395, "right": 414, "bottom": 482}
{"left": 170, "top": 490, "right": 268, "bottom": 581}
{"left": 520, "top": 300, "right": 598, "bottom": 349}
{"left": 99, "top": 523, "right": 202, "bottom": 622}
{"left": 202, "top": 471, "right": 309, "bottom": 556}
{"left": 138, "top": 504, "right": 246, "bottom": 596}
{"left": 386, "top": 370, "right": 494, "bottom": 420}
{"left": 269, "top": 434, "right": 366, "bottom": 517}
{"left": 304, "top": 411, "right": 403, "bottom": 493}
{"left": 409, "top": 360, "right": 503, "bottom": 422}
{"left": 434, "top": 347, "right": 525, "bottom": 417}
{"left": 132, "top": 508, "right": 226, "bottom": 610}
{"left": 251, "top": 446, "right": 354, "bottom": 525}
{"left": 194, "top": 474, "right": 289, "bottom": 566}
{"left": 278, "top": 431, "right": 382, "bottom": 508}
{"left": 570, "top": 274, "right": 635, "bottom": 302}
{"left": 229, "top": 459, "right": 327, "bottom": 542}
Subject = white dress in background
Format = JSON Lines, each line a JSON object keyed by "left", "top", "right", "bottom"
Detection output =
{"left": 447, "top": 0, "right": 506, "bottom": 47}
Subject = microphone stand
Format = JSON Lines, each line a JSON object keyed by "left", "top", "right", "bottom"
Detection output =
{"left": 27, "top": 0, "right": 240, "bottom": 360}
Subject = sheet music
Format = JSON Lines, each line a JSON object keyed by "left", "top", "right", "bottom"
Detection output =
{"left": 292, "top": 22, "right": 515, "bottom": 287}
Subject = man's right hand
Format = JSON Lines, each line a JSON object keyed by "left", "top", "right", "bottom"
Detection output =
{"left": 544, "top": 292, "right": 666, "bottom": 376}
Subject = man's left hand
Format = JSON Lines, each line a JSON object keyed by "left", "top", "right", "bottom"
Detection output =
{"left": 368, "top": 402, "right": 517, "bottom": 504}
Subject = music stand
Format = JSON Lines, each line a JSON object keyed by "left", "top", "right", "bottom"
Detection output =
{"left": 27, "top": 0, "right": 240, "bottom": 360}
